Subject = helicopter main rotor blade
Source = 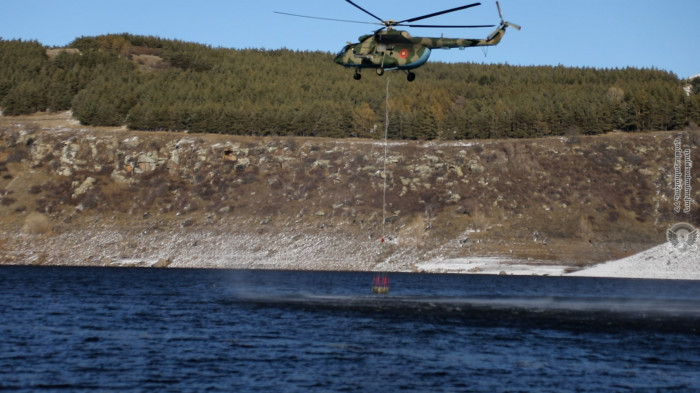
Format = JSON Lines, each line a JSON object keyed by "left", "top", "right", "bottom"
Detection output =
{"left": 274, "top": 11, "right": 380, "bottom": 26}
{"left": 404, "top": 24, "right": 494, "bottom": 28}
{"left": 344, "top": 0, "right": 385, "bottom": 24}
{"left": 398, "top": 2, "right": 482, "bottom": 24}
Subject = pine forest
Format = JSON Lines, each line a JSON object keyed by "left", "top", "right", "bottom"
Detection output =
{"left": 1, "top": 34, "right": 699, "bottom": 140}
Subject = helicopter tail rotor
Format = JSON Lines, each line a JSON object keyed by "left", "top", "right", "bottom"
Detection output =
{"left": 504, "top": 22, "right": 521, "bottom": 31}
{"left": 496, "top": 1, "right": 521, "bottom": 30}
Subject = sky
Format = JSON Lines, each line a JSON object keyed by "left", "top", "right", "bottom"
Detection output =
{"left": 1, "top": 0, "right": 698, "bottom": 79}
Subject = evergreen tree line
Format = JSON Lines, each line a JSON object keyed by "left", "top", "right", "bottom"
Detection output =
{"left": 1, "top": 34, "right": 698, "bottom": 139}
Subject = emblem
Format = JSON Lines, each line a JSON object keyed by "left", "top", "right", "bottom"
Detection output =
{"left": 667, "top": 222, "right": 698, "bottom": 253}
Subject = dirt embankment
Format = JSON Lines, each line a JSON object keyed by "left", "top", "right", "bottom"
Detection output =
{"left": 1, "top": 112, "right": 698, "bottom": 271}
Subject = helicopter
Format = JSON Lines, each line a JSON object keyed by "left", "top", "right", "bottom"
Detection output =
{"left": 276, "top": 1, "right": 520, "bottom": 81}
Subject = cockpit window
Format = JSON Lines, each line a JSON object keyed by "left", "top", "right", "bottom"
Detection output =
{"left": 337, "top": 44, "right": 352, "bottom": 57}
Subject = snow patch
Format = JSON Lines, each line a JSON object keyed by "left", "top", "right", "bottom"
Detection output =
{"left": 415, "top": 256, "right": 569, "bottom": 276}
{"left": 568, "top": 244, "right": 700, "bottom": 280}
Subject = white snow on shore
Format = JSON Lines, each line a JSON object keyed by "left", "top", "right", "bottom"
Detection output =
{"left": 568, "top": 244, "right": 699, "bottom": 280}
{"left": 415, "top": 243, "right": 699, "bottom": 280}
{"left": 415, "top": 257, "right": 570, "bottom": 276}
{"left": 6, "top": 224, "right": 698, "bottom": 279}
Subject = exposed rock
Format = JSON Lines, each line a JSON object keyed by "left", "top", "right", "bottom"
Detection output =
{"left": 235, "top": 157, "right": 250, "bottom": 170}
{"left": 121, "top": 136, "right": 140, "bottom": 149}
{"left": 21, "top": 212, "right": 51, "bottom": 235}
{"left": 414, "top": 165, "right": 432, "bottom": 179}
{"left": 153, "top": 258, "right": 172, "bottom": 268}
{"left": 72, "top": 177, "right": 96, "bottom": 199}
{"left": 468, "top": 161, "right": 485, "bottom": 174}
{"left": 1, "top": 113, "right": 698, "bottom": 271}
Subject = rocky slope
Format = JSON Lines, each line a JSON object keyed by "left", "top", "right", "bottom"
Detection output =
{"left": 1, "top": 112, "right": 698, "bottom": 272}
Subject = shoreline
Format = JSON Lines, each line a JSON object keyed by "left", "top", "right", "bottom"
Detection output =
{"left": 2, "top": 227, "right": 697, "bottom": 279}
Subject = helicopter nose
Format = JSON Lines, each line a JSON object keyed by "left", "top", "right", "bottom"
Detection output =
{"left": 334, "top": 46, "right": 351, "bottom": 65}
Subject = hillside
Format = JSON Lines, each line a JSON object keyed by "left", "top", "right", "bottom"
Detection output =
{"left": 1, "top": 112, "right": 698, "bottom": 271}
{"left": 2, "top": 34, "right": 699, "bottom": 140}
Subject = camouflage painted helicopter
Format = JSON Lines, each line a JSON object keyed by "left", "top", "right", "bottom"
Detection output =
{"left": 276, "top": 1, "right": 520, "bottom": 81}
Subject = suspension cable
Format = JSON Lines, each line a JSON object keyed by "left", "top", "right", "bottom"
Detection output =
{"left": 382, "top": 77, "right": 389, "bottom": 240}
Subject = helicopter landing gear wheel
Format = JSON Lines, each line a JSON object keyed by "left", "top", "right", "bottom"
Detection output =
{"left": 406, "top": 71, "right": 416, "bottom": 82}
{"left": 353, "top": 69, "right": 362, "bottom": 80}
{"left": 376, "top": 68, "right": 384, "bottom": 76}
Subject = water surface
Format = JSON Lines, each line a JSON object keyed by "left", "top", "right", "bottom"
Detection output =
{"left": 1, "top": 267, "right": 698, "bottom": 392}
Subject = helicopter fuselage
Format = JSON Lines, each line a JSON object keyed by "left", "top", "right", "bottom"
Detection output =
{"left": 333, "top": 27, "right": 507, "bottom": 77}
{"left": 334, "top": 30, "right": 433, "bottom": 71}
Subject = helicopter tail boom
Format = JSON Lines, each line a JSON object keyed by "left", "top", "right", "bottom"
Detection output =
{"left": 417, "top": 22, "right": 514, "bottom": 50}
{"left": 483, "top": 22, "right": 512, "bottom": 45}
{"left": 419, "top": 1, "right": 520, "bottom": 49}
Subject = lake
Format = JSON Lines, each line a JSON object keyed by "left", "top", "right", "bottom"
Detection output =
{"left": 1, "top": 266, "right": 698, "bottom": 392}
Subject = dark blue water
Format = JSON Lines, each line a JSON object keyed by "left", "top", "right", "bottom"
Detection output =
{"left": 1, "top": 266, "right": 699, "bottom": 392}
